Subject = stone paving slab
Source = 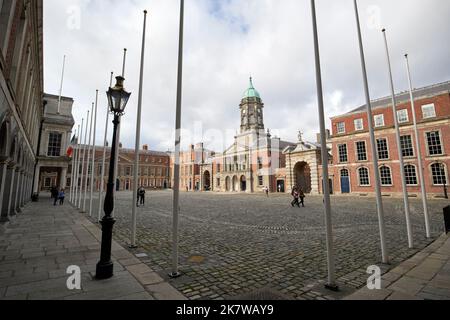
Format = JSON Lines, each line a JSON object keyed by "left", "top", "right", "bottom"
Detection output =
{"left": 345, "top": 233, "right": 450, "bottom": 300}
{"left": 0, "top": 196, "right": 186, "bottom": 300}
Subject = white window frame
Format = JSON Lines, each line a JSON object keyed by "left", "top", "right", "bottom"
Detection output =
{"left": 426, "top": 130, "right": 444, "bottom": 156}
{"left": 354, "top": 118, "right": 364, "bottom": 131}
{"left": 430, "top": 163, "right": 448, "bottom": 186}
{"left": 404, "top": 164, "right": 419, "bottom": 186}
{"left": 358, "top": 167, "right": 371, "bottom": 187}
{"left": 374, "top": 114, "right": 385, "bottom": 128}
{"left": 355, "top": 141, "right": 368, "bottom": 162}
{"left": 379, "top": 165, "right": 393, "bottom": 187}
{"left": 397, "top": 109, "right": 409, "bottom": 124}
{"left": 376, "top": 138, "right": 390, "bottom": 160}
{"left": 400, "top": 135, "right": 415, "bottom": 158}
{"left": 422, "top": 103, "right": 436, "bottom": 119}
{"left": 337, "top": 122, "right": 346, "bottom": 134}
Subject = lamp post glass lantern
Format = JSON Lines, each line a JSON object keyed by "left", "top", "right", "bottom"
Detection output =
{"left": 96, "top": 76, "right": 131, "bottom": 280}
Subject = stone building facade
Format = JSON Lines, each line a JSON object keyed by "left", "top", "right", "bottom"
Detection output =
{"left": 34, "top": 93, "right": 75, "bottom": 192}
{"left": 176, "top": 78, "right": 296, "bottom": 194}
{"left": 325, "top": 81, "right": 450, "bottom": 198}
{"left": 0, "top": 0, "right": 44, "bottom": 223}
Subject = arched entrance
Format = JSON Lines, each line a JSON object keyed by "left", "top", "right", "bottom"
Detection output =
{"left": 340, "top": 169, "right": 350, "bottom": 193}
{"left": 225, "top": 177, "right": 231, "bottom": 192}
{"left": 0, "top": 121, "right": 8, "bottom": 156}
{"left": 294, "top": 162, "right": 312, "bottom": 194}
{"left": 203, "top": 171, "right": 211, "bottom": 191}
{"left": 240, "top": 175, "right": 247, "bottom": 192}
{"left": 116, "top": 179, "right": 120, "bottom": 191}
{"left": 232, "top": 176, "right": 239, "bottom": 192}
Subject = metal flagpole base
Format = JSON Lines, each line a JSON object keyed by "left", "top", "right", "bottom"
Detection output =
{"left": 324, "top": 283, "right": 339, "bottom": 292}
{"left": 169, "top": 272, "right": 182, "bottom": 279}
{"left": 128, "top": 245, "right": 138, "bottom": 249}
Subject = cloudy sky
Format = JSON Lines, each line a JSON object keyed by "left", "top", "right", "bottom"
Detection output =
{"left": 43, "top": 0, "right": 450, "bottom": 152}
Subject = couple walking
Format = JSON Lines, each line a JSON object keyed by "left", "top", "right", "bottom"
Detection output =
{"left": 51, "top": 186, "right": 65, "bottom": 206}
{"left": 136, "top": 186, "right": 146, "bottom": 207}
{"left": 291, "top": 186, "right": 305, "bottom": 208}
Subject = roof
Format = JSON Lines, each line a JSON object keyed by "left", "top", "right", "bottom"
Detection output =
{"left": 345, "top": 80, "right": 450, "bottom": 116}
{"left": 242, "top": 77, "right": 261, "bottom": 99}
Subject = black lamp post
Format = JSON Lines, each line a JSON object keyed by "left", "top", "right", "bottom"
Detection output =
{"left": 96, "top": 76, "right": 131, "bottom": 280}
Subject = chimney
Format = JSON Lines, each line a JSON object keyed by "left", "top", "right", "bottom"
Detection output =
{"left": 143, "top": 144, "right": 149, "bottom": 151}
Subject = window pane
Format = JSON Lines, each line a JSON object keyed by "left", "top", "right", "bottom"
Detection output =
{"left": 431, "top": 164, "right": 447, "bottom": 185}
{"left": 405, "top": 165, "right": 418, "bottom": 186}
{"left": 422, "top": 104, "right": 436, "bottom": 119}
{"left": 380, "top": 166, "right": 392, "bottom": 186}
{"left": 338, "top": 144, "right": 348, "bottom": 163}
{"left": 337, "top": 122, "right": 345, "bottom": 134}
{"left": 374, "top": 115, "right": 385, "bottom": 127}
{"left": 47, "top": 132, "right": 62, "bottom": 157}
{"left": 359, "top": 168, "right": 370, "bottom": 186}
{"left": 354, "top": 119, "right": 364, "bottom": 131}
{"left": 356, "top": 141, "right": 367, "bottom": 161}
{"left": 397, "top": 109, "right": 409, "bottom": 123}
{"left": 400, "top": 135, "right": 414, "bottom": 157}
{"left": 427, "top": 131, "right": 443, "bottom": 155}
{"left": 377, "top": 139, "right": 389, "bottom": 160}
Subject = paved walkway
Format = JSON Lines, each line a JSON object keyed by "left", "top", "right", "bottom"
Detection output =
{"left": 0, "top": 196, "right": 186, "bottom": 300}
{"left": 345, "top": 233, "right": 450, "bottom": 300}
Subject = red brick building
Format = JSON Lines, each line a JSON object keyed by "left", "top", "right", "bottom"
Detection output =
{"left": 324, "top": 81, "right": 450, "bottom": 198}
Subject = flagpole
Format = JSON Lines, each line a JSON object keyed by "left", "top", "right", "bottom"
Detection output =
{"left": 69, "top": 128, "right": 77, "bottom": 203}
{"left": 82, "top": 103, "right": 94, "bottom": 213}
{"left": 112, "top": 49, "right": 127, "bottom": 218}
{"left": 131, "top": 10, "right": 148, "bottom": 249}
{"left": 98, "top": 72, "right": 114, "bottom": 222}
{"left": 310, "top": 0, "right": 338, "bottom": 291}
{"left": 354, "top": 0, "right": 389, "bottom": 264}
{"left": 57, "top": 55, "right": 66, "bottom": 115}
{"left": 405, "top": 54, "right": 431, "bottom": 238}
{"left": 75, "top": 120, "right": 84, "bottom": 207}
{"left": 382, "top": 29, "right": 413, "bottom": 248}
{"left": 78, "top": 110, "right": 90, "bottom": 209}
{"left": 89, "top": 90, "right": 99, "bottom": 217}
{"left": 170, "top": 0, "right": 184, "bottom": 279}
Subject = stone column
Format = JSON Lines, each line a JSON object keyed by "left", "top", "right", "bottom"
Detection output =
{"left": 20, "top": 170, "right": 27, "bottom": 207}
{"left": 2, "top": 164, "right": 16, "bottom": 221}
{"left": 14, "top": 168, "right": 22, "bottom": 214}
{"left": 33, "top": 164, "right": 41, "bottom": 194}
{"left": 0, "top": 160, "right": 8, "bottom": 221}
{"left": 60, "top": 167, "right": 67, "bottom": 190}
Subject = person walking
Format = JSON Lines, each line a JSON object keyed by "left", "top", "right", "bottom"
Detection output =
{"left": 299, "top": 189, "right": 306, "bottom": 208}
{"left": 264, "top": 186, "right": 269, "bottom": 197}
{"left": 51, "top": 186, "right": 59, "bottom": 206}
{"left": 291, "top": 187, "right": 300, "bottom": 208}
{"left": 58, "top": 189, "right": 65, "bottom": 206}
{"left": 139, "top": 186, "right": 146, "bottom": 207}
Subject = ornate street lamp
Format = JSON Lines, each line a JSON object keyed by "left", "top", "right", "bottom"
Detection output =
{"left": 96, "top": 76, "right": 131, "bottom": 280}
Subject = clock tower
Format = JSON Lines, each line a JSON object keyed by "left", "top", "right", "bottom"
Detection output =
{"left": 240, "top": 78, "right": 265, "bottom": 134}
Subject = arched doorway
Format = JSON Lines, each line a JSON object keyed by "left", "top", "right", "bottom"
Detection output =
{"left": 203, "top": 171, "right": 211, "bottom": 191}
{"left": 225, "top": 177, "right": 231, "bottom": 192}
{"left": 240, "top": 175, "right": 247, "bottom": 192}
{"left": 0, "top": 121, "right": 8, "bottom": 156}
{"left": 116, "top": 179, "right": 120, "bottom": 191}
{"left": 232, "top": 176, "right": 238, "bottom": 192}
{"left": 340, "top": 169, "right": 350, "bottom": 193}
{"left": 294, "top": 162, "right": 312, "bottom": 194}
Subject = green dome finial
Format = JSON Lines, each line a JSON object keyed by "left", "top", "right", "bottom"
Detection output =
{"left": 243, "top": 76, "right": 261, "bottom": 99}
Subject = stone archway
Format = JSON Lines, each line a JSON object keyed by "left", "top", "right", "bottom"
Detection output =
{"left": 225, "top": 176, "right": 231, "bottom": 192}
{"left": 203, "top": 171, "right": 211, "bottom": 191}
{"left": 240, "top": 175, "right": 247, "bottom": 192}
{"left": 232, "top": 176, "right": 239, "bottom": 192}
{"left": 294, "top": 162, "right": 312, "bottom": 194}
{"left": 0, "top": 120, "right": 8, "bottom": 157}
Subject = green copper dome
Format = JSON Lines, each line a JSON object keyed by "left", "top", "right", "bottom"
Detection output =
{"left": 243, "top": 77, "right": 261, "bottom": 99}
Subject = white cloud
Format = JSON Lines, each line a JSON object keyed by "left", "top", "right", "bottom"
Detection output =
{"left": 44, "top": 0, "right": 450, "bottom": 152}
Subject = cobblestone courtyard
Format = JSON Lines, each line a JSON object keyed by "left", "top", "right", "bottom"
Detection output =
{"left": 89, "top": 191, "right": 448, "bottom": 300}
